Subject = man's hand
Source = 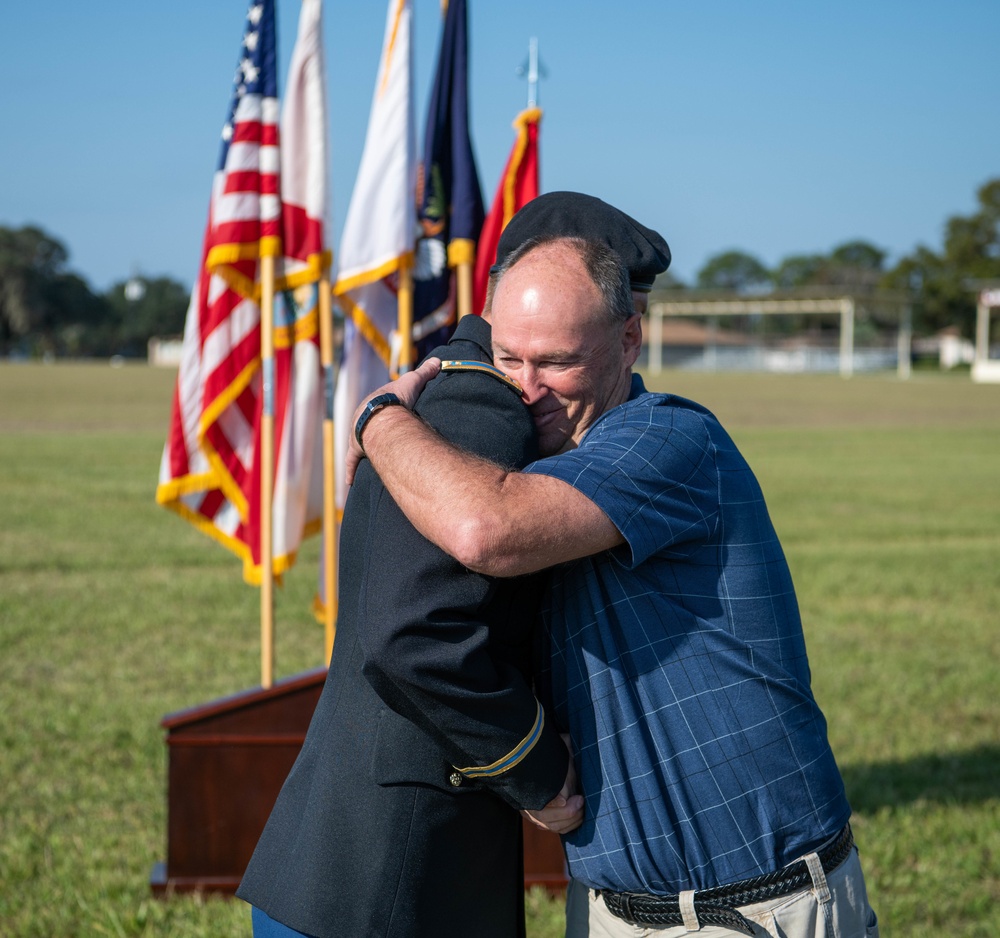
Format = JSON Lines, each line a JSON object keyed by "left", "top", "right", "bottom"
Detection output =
{"left": 521, "top": 735, "right": 584, "bottom": 835}
{"left": 345, "top": 357, "right": 442, "bottom": 485}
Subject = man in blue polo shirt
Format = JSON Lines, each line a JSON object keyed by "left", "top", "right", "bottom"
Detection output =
{"left": 348, "top": 202, "right": 878, "bottom": 936}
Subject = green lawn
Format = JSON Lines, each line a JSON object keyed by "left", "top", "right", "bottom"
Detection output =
{"left": 1, "top": 362, "right": 998, "bottom": 936}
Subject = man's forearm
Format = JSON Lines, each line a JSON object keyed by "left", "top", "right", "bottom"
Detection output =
{"left": 351, "top": 357, "right": 625, "bottom": 576}
{"left": 359, "top": 402, "right": 623, "bottom": 577}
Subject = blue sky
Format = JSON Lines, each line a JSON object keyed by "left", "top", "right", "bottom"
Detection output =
{"left": 1, "top": 0, "right": 996, "bottom": 291}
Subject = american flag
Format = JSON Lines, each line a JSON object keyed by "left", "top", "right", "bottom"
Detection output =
{"left": 157, "top": 0, "right": 325, "bottom": 585}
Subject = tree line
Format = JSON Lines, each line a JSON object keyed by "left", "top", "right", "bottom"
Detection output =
{"left": 658, "top": 178, "right": 1000, "bottom": 341}
{"left": 0, "top": 226, "right": 189, "bottom": 359}
{"left": 2, "top": 178, "right": 998, "bottom": 359}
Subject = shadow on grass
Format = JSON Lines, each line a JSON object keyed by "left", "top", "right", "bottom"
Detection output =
{"left": 841, "top": 743, "right": 1000, "bottom": 813}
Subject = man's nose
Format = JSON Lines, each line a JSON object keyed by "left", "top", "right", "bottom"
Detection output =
{"left": 517, "top": 368, "right": 545, "bottom": 405}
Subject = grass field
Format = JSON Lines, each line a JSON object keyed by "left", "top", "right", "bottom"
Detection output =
{"left": 1, "top": 362, "right": 998, "bottom": 937}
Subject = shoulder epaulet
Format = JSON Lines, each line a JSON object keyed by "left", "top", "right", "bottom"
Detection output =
{"left": 439, "top": 360, "right": 523, "bottom": 395}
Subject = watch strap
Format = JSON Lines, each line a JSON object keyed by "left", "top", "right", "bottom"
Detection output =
{"left": 354, "top": 392, "right": 403, "bottom": 453}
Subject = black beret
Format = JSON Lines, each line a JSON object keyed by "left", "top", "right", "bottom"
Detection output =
{"left": 490, "top": 191, "right": 671, "bottom": 291}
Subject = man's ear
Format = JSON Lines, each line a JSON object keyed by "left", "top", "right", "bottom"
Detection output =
{"left": 622, "top": 313, "right": 643, "bottom": 368}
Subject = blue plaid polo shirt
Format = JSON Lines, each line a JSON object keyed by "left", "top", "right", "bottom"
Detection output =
{"left": 524, "top": 375, "right": 850, "bottom": 893}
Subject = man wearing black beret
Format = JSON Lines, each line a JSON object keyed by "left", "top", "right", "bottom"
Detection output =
{"left": 240, "top": 193, "right": 676, "bottom": 938}
{"left": 347, "top": 193, "right": 878, "bottom": 937}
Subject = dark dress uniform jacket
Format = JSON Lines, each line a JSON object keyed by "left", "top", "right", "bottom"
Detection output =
{"left": 237, "top": 315, "right": 568, "bottom": 938}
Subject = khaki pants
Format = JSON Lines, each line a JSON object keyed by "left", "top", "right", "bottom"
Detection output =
{"left": 565, "top": 849, "right": 878, "bottom": 938}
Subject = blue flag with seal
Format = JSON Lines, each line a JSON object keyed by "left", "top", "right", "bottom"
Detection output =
{"left": 413, "top": 0, "right": 485, "bottom": 358}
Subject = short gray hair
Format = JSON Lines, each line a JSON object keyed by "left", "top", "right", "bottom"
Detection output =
{"left": 488, "top": 235, "right": 634, "bottom": 325}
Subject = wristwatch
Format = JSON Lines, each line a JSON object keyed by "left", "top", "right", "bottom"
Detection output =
{"left": 354, "top": 392, "right": 404, "bottom": 453}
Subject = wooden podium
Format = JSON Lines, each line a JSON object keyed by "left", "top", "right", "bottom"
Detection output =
{"left": 151, "top": 668, "right": 567, "bottom": 895}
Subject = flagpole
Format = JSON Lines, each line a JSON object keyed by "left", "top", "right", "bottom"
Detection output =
{"left": 397, "top": 253, "right": 415, "bottom": 373}
{"left": 526, "top": 38, "right": 539, "bottom": 108}
{"left": 259, "top": 252, "right": 277, "bottom": 689}
{"left": 456, "top": 261, "right": 474, "bottom": 317}
{"left": 449, "top": 239, "right": 476, "bottom": 319}
{"left": 319, "top": 273, "right": 338, "bottom": 663}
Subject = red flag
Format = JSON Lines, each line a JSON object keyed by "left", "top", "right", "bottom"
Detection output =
{"left": 471, "top": 107, "right": 541, "bottom": 316}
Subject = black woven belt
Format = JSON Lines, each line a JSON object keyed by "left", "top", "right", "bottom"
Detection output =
{"left": 599, "top": 824, "right": 854, "bottom": 936}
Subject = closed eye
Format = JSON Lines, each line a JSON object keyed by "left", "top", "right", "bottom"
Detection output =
{"left": 539, "top": 359, "right": 577, "bottom": 369}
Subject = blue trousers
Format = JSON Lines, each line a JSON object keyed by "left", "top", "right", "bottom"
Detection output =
{"left": 250, "top": 904, "right": 318, "bottom": 938}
